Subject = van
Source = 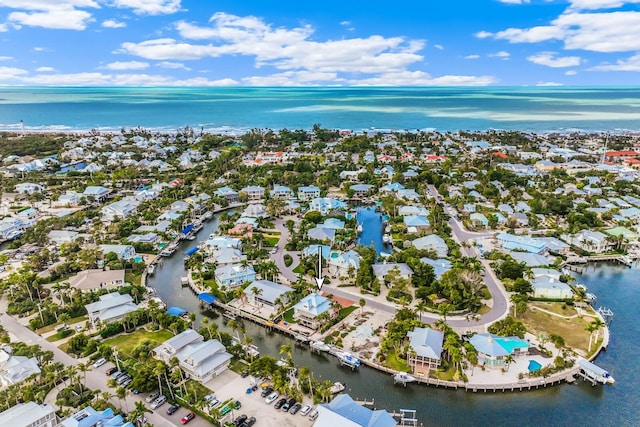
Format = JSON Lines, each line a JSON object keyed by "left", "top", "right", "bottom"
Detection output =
{"left": 150, "top": 395, "right": 167, "bottom": 409}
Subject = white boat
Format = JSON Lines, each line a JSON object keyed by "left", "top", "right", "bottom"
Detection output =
{"left": 383, "top": 234, "right": 392, "bottom": 244}
{"left": 393, "top": 372, "right": 416, "bottom": 384}
{"left": 337, "top": 352, "right": 361, "bottom": 368}
{"left": 329, "top": 382, "right": 345, "bottom": 394}
{"left": 147, "top": 264, "right": 155, "bottom": 276}
{"left": 577, "top": 358, "right": 615, "bottom": 385}
{"left": 187, "top": 235, "right": 196, "bottom": 241}
{"left": 310, "top": 340, "right": 331, "bottom": 352}
{"left": 357, "top": 224, "right": 363, "bottom": 232}
{"left": 276, "top": 357, "right": 289, "bottom": 368}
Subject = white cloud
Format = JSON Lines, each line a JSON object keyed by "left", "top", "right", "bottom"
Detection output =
{"left": 102, "top": 19, "right": 126, "bottom": 28}
{"left": 489, "top": 50, "right": 510, "bottom": 59}
{"left": 536, "top": 81, "right": 564, "bottom": 86}
{"left": 0, "top": 0, "right": 99, "bottom": 30}
{"left": 0, "top": 65, "right": 28, "bottom": 81}
{"left": 18, "top": 71, "right": 237, "bottom": 86}
{"left": 33, "top": 47, "right": 48, "bottom": 51}
{"left": 111, "top": 0, "right": 182, "bottom": 15}
{"left": 568, "top": 0, "right": 640, "bottom": 10}
{"left": 480, "top": 10, "right": 640, "bottom": 53}
{"left": 105, "top": 60, "right": 150, "bottom": 70}
{"left": 156, "top": 61, "right": 191, "bottom": 70}
{"left": 565, "top": 70, "right": 578, "bottom": 75}
{"left": 590, "top": 53, "right": 640, "bottom": 71}
{"left": 0, "top": 56, "right": 13, "bottom": 61}
{"left": 36, "top": 66, "right": 55, "bottom": 72}
{"left": 347, "top": 70, "right": 496, "bottom": 86}
{"left": 243, "top": 71, "right": 342, "bottom": 86}
{"left": 117, "top": 38, "right": 222, "bottom": 60}
{"left": 434, "top": 44, "right": 444, "bottom": 50}
{"left": 340, "top": 21, "right": 351, "bottom": 26}
{"left": 465, "top": 54, "right": 480, "bottom": 59}
{"left": 0, "top": 23, "right": 7, "bottom": 32}
{"left": 498, "top": 0, "right": 530, "bottom": 4}
{"left": 527, "top": 51, "right": 582, "bottom": 67}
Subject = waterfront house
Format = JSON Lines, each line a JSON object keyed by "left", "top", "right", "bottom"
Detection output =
{"left": 82, "top": 186, "right": 111, "bottom": 203}
{"left": 349, "top": 184, "right": 374, "bottom": 197}
{"left": 242, "top": 203, "right": 267, "bottom": 218}
{"left": 99, "top": 244, "right": 137, "bottom": 260}
{"left": 372, "top": 263, "right": 413, "bottom": 285}
{"left": 496, "top": 233, "right": 547, "bottom": 254}
{"left": 68, "top": 269, "right": 125, "bottom": 292}
{"left": 215, "top": 264, "right": 256, "bottom": 289}
{"left": 561, "top": 230, "right": 613, "bottom": 253}
{"left": 308, "top": 197, "right": 348, "bottom": 214}
{"left": 0, "top": 402, "right": 57, "bottom": 427}
{"left": 0, "top": 218, "right": 24, "bottom": 241}
{"left": 327, "top": 250, "right": 361, "bottom": 277}
{"left": 214, "top": 186, "right": 239, "bottom": 203}
{"left": 307, "top": 226, "right": 336, "bottom": 242}
{"left": 469, "top": 333, "right": 529, "bottom": 368}
{"left": 47, "top": 230, "right": 79, "bottom": 245}
{"left": 508, "top": 252, "right": 554, "bottom": 267}
{"left": 127, "top": 232, "right": 160, "bottom": 245}
{"left": 315, "top": 394, "right": 397, "bottom": 427}
{"left": 270, "top": 185, "right": 294, "bottom": 199}
{"left": 420, "top": 258, "right": 452, "bottom": 279}
{"left": 202, "top": 235, "right": 241, "bottom": 250}
{"left": 406, "top": 327, "right": 444, "bottom": 371}
{"left": 412, "top": 235, "right": 448, "bottom": 258}
{"left": 206, "top": 248, "right": 246, "bottom": 267}
{"left": 531, "top": 275, "right": 573, "bottom": 299}
{"left": 244, "top": 280, "right": 291, "bottom": 308}
{"left": 85, "top": 292, "right": 139, "bottom": 328}
{"left": 398, "top": 205, "right": 429, "bottom": 217}
{"left": 59, "top": 406, "right": 127, "bottom": 427}
{"left": 240, "top": 185, "right": 265, "bottom": 201}
{"left": 101, "top": 199, "right": 137, "bottom": 221}
{"left": 293, "top": 293, "right": 335, "bottom": 330}
{"left": 153, "top": 329, "right": 231, "bottom": 383}
{"left": 403, "top": 215, "right": 431, "bottom": 232}
{"left": 298, "top": 185, "right": 321, "bottom": 201}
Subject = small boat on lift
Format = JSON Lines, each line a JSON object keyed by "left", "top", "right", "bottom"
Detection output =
{"left": 393, "top": 372, "right": 416, "bottom": 385}
{"left": 329, "top": 382, "right": 345, "bottom": 394}
{"left": 310, "top": 340, "right": 331, "bottom": 352}
{"left": 147, "top": 264, "right": 155, "bottom": 276}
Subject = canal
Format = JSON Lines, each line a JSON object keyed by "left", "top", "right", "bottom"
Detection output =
{"left": 355, "top": 206, "right": 388, "bottom": 255}
{"left": 148, "top": 210, "right": 635, "bottom": 426}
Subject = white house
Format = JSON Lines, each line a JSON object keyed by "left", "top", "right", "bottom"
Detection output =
{"left": 562, "top": 230, "right": 614, "bottom": 254}
{"left": 531, "top": 275, "right": 573, "bottom": 299}
{"left": 101, "top": 199, "right": 137, "bottom": 221}
{"left": 297, "top": 185, "right": 321, "bottom": 201}
{"left": 327, "top": 250, "right": 360, "bottom": 277}
{"left": 0, "top": 349, "right": 41, "bottom": 387}
{"left": 54, "top": 191, "right": 80, "bottom": 207}
{"left": 240, "top": 185, "right": 266, "bottom": 201}
{"left": 47, "top": 230, "right": 79, "bottom": 245}
{"left": 406, "top": 327, "right": 444, "bottom": 371}
{"left": 293, "top": 293, "right": 334, "bottom": 330}
{"left": 99, "top": 244, "right": 137, "bottom": 260}
{"left": 85, "top": 292, "right": 139, "bottom": 328}
{"left": 412, "top": 235, "right": 448, "bottom": 258}
{"left": 214, "top": 264, "right": 256, "bottom": 289}
{"left": 244, "top": 280, "right": 291, "bottom": 308}
{"left": 372, "top": 263, "right": 413, "bottom": 284}
{"left": 82, "top": 186, "right": 111, "bottom": 203}
{"left": 0, "top": 402, "right": 57, "bottom": 427}
{"left": 14, "top": 183, "right": 44, "bottom": 194}
{"left": 270, "top": 185, "right": 294, "bottom": 199}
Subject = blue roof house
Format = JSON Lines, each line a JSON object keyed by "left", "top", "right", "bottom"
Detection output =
{"left": 403, "top": 215, "right": 431, "bottom": 232}
{"left": 59, "top": 406, "right": 132, "bottom": 427}
{"left": 407, "top": 327, "right": 444, "bottom": 371}
{"left": 470, "top": 333, "right": 529, "bottom": 368}
{"left": 293, "top": 293, "right": 335, "bottom": 329}
{"left": 328, "top": 250, "right": 361, "bottom": 277}
{"left": 214, "top": 264, "right": 256, "bottom": 289}
{"left": 315, "top": 394, "right": 396, "bottom": 427}
{"left": 497, "top": 233, "right": 547, "bottom": 254}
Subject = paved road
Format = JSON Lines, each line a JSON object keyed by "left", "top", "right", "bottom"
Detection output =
{"left": 269, "top": 217, "right": 300, "bottom": 283}
{"left": 0, "top": 313, "right": 211, "bottom": 427}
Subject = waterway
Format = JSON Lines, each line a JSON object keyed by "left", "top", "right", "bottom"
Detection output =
{"left": 355, "top": 206, "right": 386, "bottom": 255}
{"left": 148, "top": 210, "right": 640, "bottom": 426}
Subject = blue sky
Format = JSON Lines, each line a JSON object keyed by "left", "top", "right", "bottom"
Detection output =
{"left": 0, "top": 0, "right": 639, "bottom": 86}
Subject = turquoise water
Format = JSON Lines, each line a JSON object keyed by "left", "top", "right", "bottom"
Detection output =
{"left": 528, "top": 360, "right": 542, "bottom": 372}
{"left": 355, "top": 206, "right": 385, "bottom": 255}
{"left": 2, "top": 86, "right": 640, "bottom": 133}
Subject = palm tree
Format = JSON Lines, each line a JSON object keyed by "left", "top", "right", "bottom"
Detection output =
{"left": 131, "top": 401, "right": 149, "bottom": 427}
{"left": 359, "top": 298, "right": 366, "bottom": 315}
{"left": 591, "top": 318, "right": 606, "bottom": 344}
{"left": 438, "top": 303, "right": 454, "bottom": 326}
{"left": 586, "top": 322, "right": 598, "bottom": 352}
{"left": 116, "top": 386, "right": 129, "bottom": 412}
{"left": 415, "top": 301, "right": 427, "bottom": 321}
{"left": 504, "top": 355, "right": 514, "bottom": 372}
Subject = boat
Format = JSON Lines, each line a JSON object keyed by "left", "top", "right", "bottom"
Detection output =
{"left": 336, "top": 352, "right": 361, "bottom": 368}
{"left": 147, "top": 264, "right": 155, "bottom": 276}
{"left": 357, "top": 224, "right": 363, "bottom": 233}
{"left": 187, "top": 235, "right": 196, "bottom": 241}
{"left": 393, "top": 372, "right": 417, "bottom": 385}
{"left": 276, "top": 357, "right": 289, "bottom": 368}
{"left": 202, "top": 211, "right": 213, "bottom": 220}
{"left": 310, "top": 340, "right": 331, "bottom": 352}
{"left": 180, "top": 277, "right": 190, "bottom": 286}
{"left": 383, "top": 234, "right": 392, "bottom": 244}
{"left": 329, "top": 382, "right": 345, "bottom": 394}
{"left": 232, "top": 338, "right": 260, "bottom": 358}
{"left": 577, "top": 358, "right": 615, "bottom": 384}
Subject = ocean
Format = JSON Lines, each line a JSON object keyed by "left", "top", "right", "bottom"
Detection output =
{"left": 1, "top": 86, "right": 640, "bottom": 134}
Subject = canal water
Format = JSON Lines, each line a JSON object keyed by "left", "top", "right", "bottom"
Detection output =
{"left": 148, "top": 211, "right": 640, "bottom": 426}
{"left": 355, "top": 206, "right": 387, "bottom": 255}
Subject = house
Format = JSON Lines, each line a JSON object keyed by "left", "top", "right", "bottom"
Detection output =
{"left": 406, "top": 327, "right": 444, "bottom": 371}
{"left": 531, "top": 275, "right": 573, "bottom": 299}
{"left": 398, "top": 205, "right": 429, "bottom": 217}
{"left": 99, "top": 244, "right": 137, "bottom": 260}
{"left": 470, "top": 213, "right": 489, "bottom": 228}
{"left": 101, "top": 199, "right": 137, "bottom": 221}
{"left": 59, "top": 406, "right": 129, "bottom": 427}
{"left": 127, "top": 233, "right": 160, "bottom": 245}
{"left": 403, "top": 215, "right": 431, "bottom": 232}
{"left": 68, "top": 269, "right": 125, "bottom": 292}
{"left": 397, "top": 189, "right": 421, "bottom": 201}
{"left": 420, "top": 258, "right": 452, "bottom": 279}
{"left": 372, "top": 263, "right": 413, "bottom": 284}
{"left": 302, "top": 244, "right": 331, "bottom": 259}
{"left": 322, "top": 218, "right": 345, "bottom": 230}
{"left": 307, "top": 226, "right": 336, "bottom": 242}
{"left": 270, "top": 185, "right": 294, "bottom": 199}
{"left": 327, "top": 250, "right": 361, "bottom": 277}
{"left": 0, "top": 218, "right": 23, "bottom": 241}
{"left": 47, "top": 230, "right": 79, "bottom": 245}
{"left": 14, "top": 183, "right": 44, "bottom": 194}
{"left": 297, "top": 185, "right": 321, "bottom": 201}
{"left": 215, "top": 264, "right": 256, "bottom": 289}
{"left": 55, "top": 191, "right": 80, "bottom": 207}
{"left": 508, "top": 252, "right": 554, "bottom": 267}
{"left": 293, "top": 293, "right": 335, "bottom": 329}
{"left": 202, "top": 235, "right": 241, "bottom": 250}
{"left": 315, "top": 394, "right": 396, "bottom": 427}
{"left": 85, "top": 292, "right": 139, "bottom": 328}
{"left": 497, "top": 233, "right": 547, "bottom": 254}
{"left": 562, "top": 230, "right": 613, "bottom": 253}
{"left": 206, "top": 248, "right": 246, "bottom": 267}
{"left": 82, "top": 186, "right": 111, "bottom": 203}
{"left": 339, "top": 169, "right": 365, "bottom": 181}
{"left": 349, "top": 184, "right": 374, "bottom": 197}
{"left": 380, "top": 182, "right": 405, "bottom": 193}
{"left": 308, "top": 197, "right": 348, "bottom": 214}
{"left": 469, "top": 333, "right": 529, "bottom": 368}
{"left": 240, "top": 185, "right": 265, "bottom": 201}
{"left": 244, "top": 280, "right": 291, "bottom": 308}
{"left": 214, "top": 186, "right": 239, "bottom": 203}
{"left": 153, "top": 329, "right": 231, "bottom": 383}
{"left": 412, "top": 235, "right": 448, "bottom": 258}
{"left": 0, "top": 349, "right": 41, "bottom": 387}
{"left": 538, "top": 237, "right": 571, "bottom": 255}
{"left": 0, "top": 402, "right": 57, "bottom": 427}
{"left": 242, "top": 203, "right": 267, "bottom": 218}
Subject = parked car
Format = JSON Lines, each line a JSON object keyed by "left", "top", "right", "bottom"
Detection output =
{"left": 282, "top": 398, "right": 296, "bottom": 412}
{"left": 105, "top": 367, "right": 118, "bottom": 376}
{"left": 92, "top": 358, "right": 106, "bottom": 368}
{"left": 120, "top": 377, "right": 132, "bottom": 387}
{"left": 240, "top": 416, "right": 256, "bottom": 427}
{"left": 75, "top": 325, "right": 83, "bottom": 332}
{"left": 265, "top": 392, "right": 279, "bottom": 404}
{"left": 150, "top": 395, "right": 167, "bottom": 410}
{"left": 241, "top": 370, "right": 250, "bottom": 378}
{"left": 145, "top": 390, "right": 161, "bottom": 403}
{"left": 203, "top": 393, "right": 216, "bottom": 402}
{"left": 234, "top": 400, "right": 242, "bottom": 410}
{"left": 116, "top": 374, "right": 131, "bottom": 385}
{"left": 274, "top": 398, "right": 287, "bottom": 410}
{"left": 233, "top": 414, "right": 247, "bottom": 426}
{"left": 207, "top": 398, "right": 221, "bottom": 409}
{"left": 289, "top": 403, "right": 302, "bottom": 415}
{"left": 300, "top": 405, "right": 312, "bottom": 416}
{"left": 260, "top": 386, "right": 274, "bottom": 397}
{"left": 114, "top": 371, "right": 128, "bottom": 380}
{"left": 167, "top": 404, "right": 180, "bottom": 415}
{"left": 181, "top": 412, "right": 195, "bottom": 425}
{"left": 308, "top": 409, "right": 319, "bottom": 420}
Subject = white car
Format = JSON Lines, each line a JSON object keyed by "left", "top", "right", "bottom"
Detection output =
{"left": 92, "top": 358, "right": 107, "bottom": 368}
{"left": 150, "top": 395, "right": 167, "bottom": 409}
{"left": 265, "top": 392, "right": 279, "bottom": 404}
{"left": 145, "top": 390, "right": 161, "bottom": 403}
{"left": 300, "top": 405, "right": 312, "bottom": 416}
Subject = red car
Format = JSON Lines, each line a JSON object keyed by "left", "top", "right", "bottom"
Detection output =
{"left": 181, "top": 412, "right": 195, "bottom": 425}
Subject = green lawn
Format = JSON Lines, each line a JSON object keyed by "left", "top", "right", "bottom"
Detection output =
{"left": 263, "top": 237, "right": 280, "bottom": 247}
{"left": 46, "top": 329, "right": 75, "bottom": 342}
{"left": 102, "top": 329, "right": 173, "bottom": 356}
{"left": 283, "top": 308, "right": 295, "bottom": 323}
{"left": 292, "top": 265, "right": 304, "bottom": 274}
{"left": 228, "top": 359, "right": 249, "bottom": 375}
{"left": 125, "top": 271, "right": 142, "bottom": 286}
{"left": 382, "top": 349, "right": 409, "bottom": 372}
{"left": 37, "top": 315, "right": 88, "bottom": 334}
{"left": 337, "top": 306, "right": 358, "bottom": 320}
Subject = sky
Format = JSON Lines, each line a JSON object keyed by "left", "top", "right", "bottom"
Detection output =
{"left": 0, "top": 0, "right": 640, "bottom": 86}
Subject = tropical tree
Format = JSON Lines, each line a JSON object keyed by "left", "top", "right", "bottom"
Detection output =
{"left": 586, "top": 322, "right": 598, "bottom": 352}
{"left": 359, "top": 298, "right": 366, "bottom": 315}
